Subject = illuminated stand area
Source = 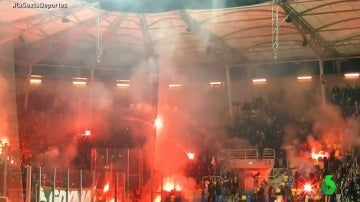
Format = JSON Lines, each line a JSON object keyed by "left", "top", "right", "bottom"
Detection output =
{"left": 1, "top": 0, "right": 360, "bottom": 201}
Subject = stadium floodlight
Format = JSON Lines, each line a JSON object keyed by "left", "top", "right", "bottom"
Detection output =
{"left": 344, "top": 72, "right": 359, "bottom": 78}
{"left": 210, "top": 81, "right": 222, "bottom": 85}
{"left": 30, "top": 75, "right": 42, "bottom": 85}
{"left": 252, "top": 78, "right": 267, "bottom": 83}
{"left": 72, "top": 77, "right": 87, "bottom": 86}
{"left": 116, "top": 80, "right": 131, "bottom": 88}
{"left": 168, "top": 84, "right": 181, "bottom": 88}
{"left": 116, "top": 83, "right": 131, "bottom": 87}
{"left": 297, "top": 76, "right": 312, "bottom": 81}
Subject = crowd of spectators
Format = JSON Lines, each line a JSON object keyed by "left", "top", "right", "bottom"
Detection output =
{"left": 218, "top": 84, "right": 360, "bottom": 201}
{"left": 327, "top": 84, "right": 360, "bottom": 117}
{"left": 16, "top": 89, "right": 141, "bottom": 169}
{"left": 227, "top": 93, "right": 313, "bottom": 163}
{"left": 2, "top": 81, "right": 359, "bottom": 200}
{"left": 227, "top": 84, "right": 360, "bottom": 155}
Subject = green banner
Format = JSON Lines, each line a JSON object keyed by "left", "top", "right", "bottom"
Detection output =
{"left": 40, "top": 187, "right": 92, "bottom": 202}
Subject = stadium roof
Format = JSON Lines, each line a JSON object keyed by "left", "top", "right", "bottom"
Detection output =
{"left": 1, "top": 0, "right": 360, "bottom": 75}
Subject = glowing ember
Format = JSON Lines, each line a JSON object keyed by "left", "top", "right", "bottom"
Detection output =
{"left": 103, "top": 183, "right": 110, "bottom": 193}
{"left": 186, "top": 152, "right": 195, "bottom": 160}
{"left": 154, "top": 117, "right": 163, "bottom": 130}
{"left": 303, "top": 183, "right": 312, "bottom": 192}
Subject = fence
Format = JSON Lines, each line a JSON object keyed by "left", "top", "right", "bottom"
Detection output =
{"left": 0, "top": 148, "right": 145, "bottom": 202}
{"left": 220, "top": 148, "right": 275, "bottom": 160}
{"left": 22, "top": 166, "right": 127, "bottom": 202}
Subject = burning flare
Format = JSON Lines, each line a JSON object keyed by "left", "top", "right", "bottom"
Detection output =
{"left": 303, "top": 183, "right": 313, "bottom": 193}
{"left": 154, "top": 117, "right": 164, "bottom": 130}
{"left": 186, "top": 152, "right": 195, "bottom": 160}
{"left": 163, "top": 177, "right": 182, "bottom": 192}
{"left": 103, "top": 183, "right": 110, "bottom": 193}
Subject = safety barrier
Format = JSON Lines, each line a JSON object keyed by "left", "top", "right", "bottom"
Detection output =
{"left": 221, "top": 148, "right": 275, "bottom": 160}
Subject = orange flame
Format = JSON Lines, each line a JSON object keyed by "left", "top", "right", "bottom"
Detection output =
{"left": 311, "top": 150, "right": 329, "bottom": 161}
{"left": 163, "top": 177, "right": 182, "bottom": 192}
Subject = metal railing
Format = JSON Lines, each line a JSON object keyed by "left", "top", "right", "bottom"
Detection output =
{"left": 221, "top": 148, "right": 275, "bottom": 160}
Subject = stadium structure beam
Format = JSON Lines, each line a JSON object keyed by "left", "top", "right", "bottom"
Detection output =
{"left": 15, "top": 10, "right": 100, "bottom": 50}
{"left": 298, "top": 0, "right": 351, "bottom": 16}
{"left": 139, "top": 13, "right": 163, "bottom": 202}
{"left": 23, "top": 65, "right": 32, "bottom": 110}
{"left": 139, "top": 14, "right": 155, "bottom": 56}
{"left": 101, "top": 14, "right": 125, "bottom": 52}
{"left": 0, "top": 4, "right": 86, "bottom": 46}
{"left": 228, "top": 55, "right": 360, "bottom": 68}
{"left": 177, "top": 9, "right": 248, "bottom": 63}
{"left": 225, "top": 67, "right": 233, "bottom": 118}
{"left": 17, "top": 12, "right": 108, "bottom": 65}
{"left": 15, "top": 63, "right": 133, "bottom": 72}
{"left": 319, "top": 60, "right": 326, "bottom": 104}
{"left": 279, "top": 1, "right": 340, "bottom": 59}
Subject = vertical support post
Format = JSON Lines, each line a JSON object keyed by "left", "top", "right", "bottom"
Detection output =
{"left": 52, "top": 168, "right": 56, "bottom": 202}
{"left": 150, "top": 57, "right": 159, "bottom": 202}
{"left": 90, "top": 68, "right": 95, "bottom": 82}
{"left": 139, "top": 14, "right": 159, "bottom": 202}
{"left": 122, "top": 172, "right": 126, "bottom": 202}
{"left": 37, "top": 167, "right": 41, "bottom": 202}
{"left": 138, "top": 149, "right": 142, "bottom": 189}
{"left": 91, "top": 170, "right": 96, "bottom": 202}
{"left": 127, "top": 149, "right": 130, "bottom": 201}
{"left": 114, "top": 172, "right": 118, "bottom": 202}
{"left": 96, "top": 7, "right": 102, "bottom": 63}
{"left": 160, "top": 175, "right": 163, "bottom": 201}
{"left": 25, "top": 166, "right": 32, "bottom": 202}
{"left": 2, "top": 145, "right": 8, "bottom": 196}
{"left": 91, "top": 147, "right": 96, "bottom": 202}
{"left": 225, "top": 66, "right": 233, "bottom": 118}
{"left": 272, "top": 0, "right": 279, "bottom": 60}
{"left": 106, "top": 148, "right": 109, "bottom": 171}
{"left": 150, "top": 170, "right": 153, "bottom": 202}
{"left": 319, "top": 60, "right": 326, "bottom": 104}
{"left": 66, "top": 168, "right": 70, "bottom": 202}
{"left": 24, "top": 65, "right": 33, "bottom": 110}
{"left": 79, "top": 170, "right": 82, "bottom": 202}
